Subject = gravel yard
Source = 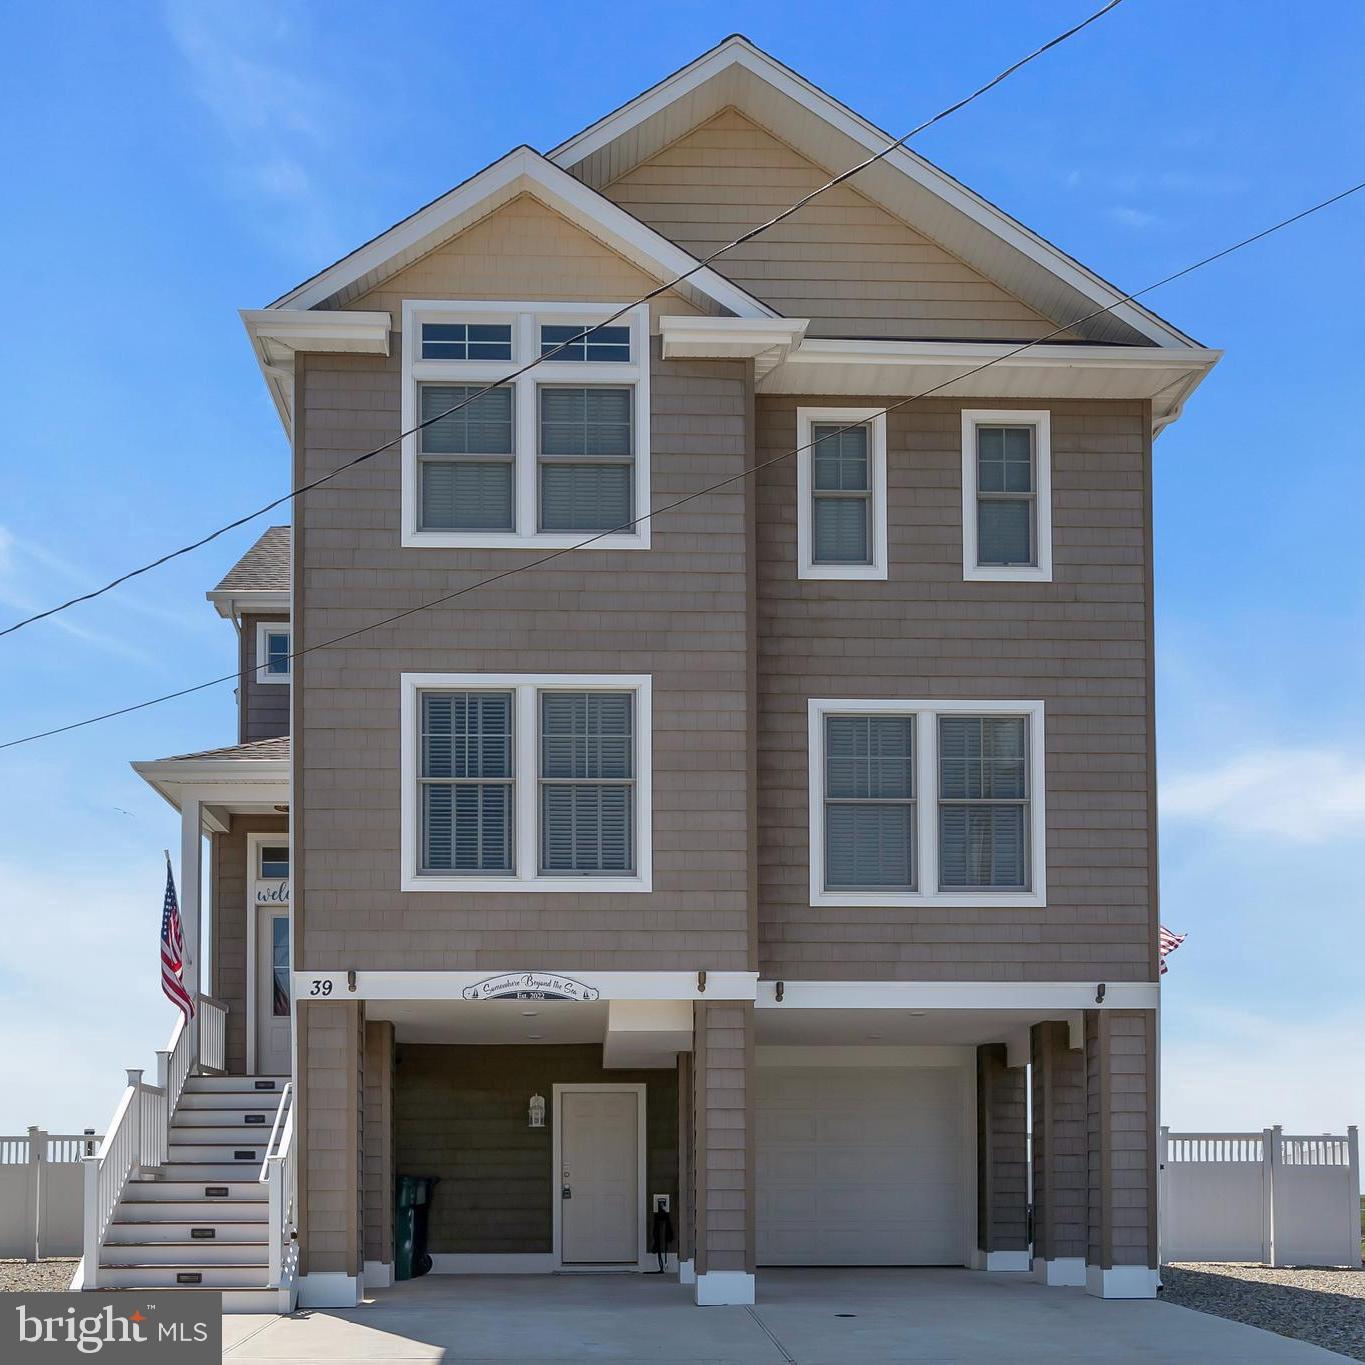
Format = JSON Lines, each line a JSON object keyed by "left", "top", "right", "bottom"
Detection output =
{"left": 0, "top": 1258, "right": 78, "bottom": 1293}
{"left": 1163, "top": 1263, "right": 1365, "bottom": 1362}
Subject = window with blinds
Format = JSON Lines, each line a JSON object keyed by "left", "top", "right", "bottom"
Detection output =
{"left": 540, "top": 692, "right": 634, "bottom": 874}
{"left": 538, "top": 387, "right": 634, "bottom": 532}
{"left": 975, "top": 426, "right": 1035, "bottom": 566}
{"left": 418, "top": 385, "right": 515, "bottom": 531}
{"left": 824, "top": 714, "right": 915, "bottom": 889}
{"left": 811, "top": 423, "right": 872, "bottom": 564}
{"left": 937, "top": 715, "right": 1028, "bottom": 889}
{"left": 419, "top": 691, "right": 514, "bottom": 874}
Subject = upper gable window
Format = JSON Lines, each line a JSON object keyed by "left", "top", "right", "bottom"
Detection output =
{"left": 255, "top": 623, "right": 291, "bottom": 684}
{"left": 402, "top": 302, "right": 650, "bottom": 550}
{"left": 961, "top": 410, "right": 1053, "bottom": 582}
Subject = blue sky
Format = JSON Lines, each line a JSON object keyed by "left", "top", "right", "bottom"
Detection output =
{"left": 1, "top": 0, "right": 1362, "bottom": 1143}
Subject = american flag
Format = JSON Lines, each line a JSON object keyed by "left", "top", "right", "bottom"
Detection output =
{"left": 161, "top": 858, "right": 194, "bottom": 1022}
{"left": 1159, "top": 924, "right": 1186, "bottom": 976}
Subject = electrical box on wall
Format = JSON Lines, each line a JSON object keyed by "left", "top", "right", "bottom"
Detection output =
{"left": 653, "top": 1194, "right": 670, "bottom": 1213}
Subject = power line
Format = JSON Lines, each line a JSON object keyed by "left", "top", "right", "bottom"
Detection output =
{"left": 4, "top": 176, "right": 1361, "bottom": 753}
{"left": 0, "top": 1, "right": 1124, "bottom": 640}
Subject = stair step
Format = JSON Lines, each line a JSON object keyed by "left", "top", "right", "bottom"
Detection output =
{"left": 174, "top": 1110, "right": 279, "bottom": 1130}
{"left": 168, "top": 1127, "right": 273, "bottom": 1146}
{"left": 102, "top": 1241, "right": 269, "bottom": 1267}
{"left": 182, "top": 1076, "right": 285, "bottom": 1094}
{"left": 124, "top": 1179, "right": 267, "bottom": 1200}
{"left": 107, "top": 1221, "right": 269, "bottom": 1243}
{"left": 177, "top": 1091, "right": 284, "bottom": 1112}
{"left": 82, "top": 1285, "right": 287, "bottom": 1314}
{"left": 116, "top": 1198, "right": 266, "bottom": 1218}
{"left": 156, "top": 1163, "right": 266, "bottom": 1180}
{"left": 95, "top": 1264, "right": 271, "bottom": 1290}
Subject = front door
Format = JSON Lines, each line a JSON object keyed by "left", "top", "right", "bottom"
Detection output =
{"left": 254, "top": 905, "right": 291, "bottom": 1075}
{"left": 559, "top": 1088, "right": 639, "bottom": 1264}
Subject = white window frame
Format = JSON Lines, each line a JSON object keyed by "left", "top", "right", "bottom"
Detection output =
{"left": 401, "top": 300, "right": 651, "bottom": 550}
{"left": 796, "top": 407, "right": 888, "bottom": 581}
{"left": 255, "top": 622, "right": 291, "bottom": 684}
{"left": 808, "top": 698, "right": 1045, "bottom": 908}
{"left": 401, "top": 672, "right": 653, "bottom": 893}
{"left": 961, "top": 409, "right": 1052, "bottom": 583}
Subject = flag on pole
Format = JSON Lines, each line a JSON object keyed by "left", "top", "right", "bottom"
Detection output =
{"left": 161, "top": 854, "right": 194, "bottom": 1022}
{"left": 1158, "top": 925, "right": 1186, "bottom": 975}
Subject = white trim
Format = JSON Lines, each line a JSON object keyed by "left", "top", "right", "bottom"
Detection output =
{"left": 1085, "top": 1264, "right": 1159, "bottom": 1299}
{"left": 1034, "top": 1256, "right": 1086, "bottom": 1287}
{"left": 269, "top": 146, "right": 776, "bottom": 319}
{"left": 362, "top": 1260, "right": 393, "bottom": 1288}
{"left": 678, "top": 1257, "right": 695, "bottom": 1285}
{"left": 755, "top": 980, "right": 1159, "bottom": 1011}
{"left": 247, "top": 833, "right": 292, "bottom": 1079}
{"left": 961, "top": 410, "right": 1053, "bottom": 583}
{"left": 428, "top": 1253, "right": 555, "bottom": 1275}
{"left": 207, "top": 588, "right": 290, "bottom": 622}
{"left": 295, "top": 969, "right": 758, "bottom": 1001}
{"left": 693, "top": 1270, "right": 755, "bottom": 1306}
{"left": 808, "top": 698, "right": 1046, "bottom": 909}
{"left": 795, "top": 407, "right": 887, "bottom": 581}
{"left": 400, "top": 300, "right": 652, "bottom": 550}
{"left": 400, "top": 672, "right": 652, "bottom": 893}
{"left": 972, "top": 1249, "right": 1031, "bottom": 1272}
{"left": 296, "top": 1272, "right": 360, "bottom": 1307}
{"left": 551, "top": 1083, "right": 649, "bottom": 1270}
{"left": 548, "top": 37, "right": 1195, "bottom": 350}
{"left": 254, "top": 621, "right": 292, "bottom": 684}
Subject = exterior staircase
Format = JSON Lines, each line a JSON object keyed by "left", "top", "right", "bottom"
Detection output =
{"left": 93, "top": 1075, "right": 290, "bottom": 1313}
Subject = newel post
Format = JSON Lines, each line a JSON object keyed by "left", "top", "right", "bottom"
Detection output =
{"left": 25, "top": 1126, "right": 44, "bottom": 1262}
{"left": 127, "top": 1070, "right": 144, "bottom": 1174}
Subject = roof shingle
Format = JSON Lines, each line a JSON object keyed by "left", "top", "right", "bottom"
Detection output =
{"left": 213, "top": 526, "right": 290, "bottom": 594}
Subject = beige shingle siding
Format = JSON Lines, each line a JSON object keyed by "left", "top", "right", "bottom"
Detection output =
{"left": 756, "top": 396, "right": 1155, "bottom": 982}
{"left": 240, "top": 613, "right": 290, "bottom": 743}
{"left": 691, "top": 1002, "right": 754, "bottom": 1274}
{"left": 1031, "top": 1020, "right": 1088, "bottom": 1261}
{"left": 601, "top": 109, "right": 1075, "bottom": 340}
{"left": 361, "top": 1021, "right": 394, "bottom": 1266}
{"left": 975, "top": 1044, "right": 1029, "bottom": 1253}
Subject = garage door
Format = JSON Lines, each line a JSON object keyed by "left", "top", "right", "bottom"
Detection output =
{"left": 756, "top": 1066, "right": 968, "bottom": 1266}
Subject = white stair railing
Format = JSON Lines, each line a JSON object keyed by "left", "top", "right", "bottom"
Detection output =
{"left": 81, "top": 993, "right": 228, "bottom": 1289}
{"left": 259, "top": 1083, "right": 296, "bottom": 1290}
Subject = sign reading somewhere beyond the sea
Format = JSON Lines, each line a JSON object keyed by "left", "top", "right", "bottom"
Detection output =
{"left": 461, "top": 973, "right": 601, "bottom": 1003}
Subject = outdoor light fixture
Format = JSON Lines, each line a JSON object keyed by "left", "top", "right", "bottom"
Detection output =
{"left": 528, "top": 1093, "right": 546, "bottom": 1129}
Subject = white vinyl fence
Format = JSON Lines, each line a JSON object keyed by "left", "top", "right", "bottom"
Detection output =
{"left": 1161, "top": 1126, "right": 1361, "bottom": 1267}
{"left": 0, "top": 1128, "right": 100, "bottom": 1259}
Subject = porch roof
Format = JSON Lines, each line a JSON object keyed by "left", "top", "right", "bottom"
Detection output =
{"left": 131, "top": 735, "right": 289, "bottom": 816}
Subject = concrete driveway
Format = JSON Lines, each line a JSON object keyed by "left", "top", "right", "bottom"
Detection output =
{"left": 222, "top": 1268, "right": 1354, "bottom": 1363}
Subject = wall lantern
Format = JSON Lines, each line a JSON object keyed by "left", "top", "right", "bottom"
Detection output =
{"left": 528, "top": 1093, "right": 546, "bottom": 1129}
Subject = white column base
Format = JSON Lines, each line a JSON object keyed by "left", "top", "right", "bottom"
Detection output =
{"left": 678, "top": 1258, "right": 696, "bottom": 1285}
{"left": 1033, "top": 1257, "right": 1086, "bottom": 1287}
{"left": 297, "top": 1272, "right": 361, "bottom": 1307}
{"left": 971, "top": 1249, "right": 1031, "bottom": 1272}
{"left": 363, "top": 1260, "right": 393, "bottom": 1289}
{"left": 1085, "top": 1265, "right": 1159, "bottom": 1299}
{"left": 694, "top": 1270, "right": 755, "bottom": 1305}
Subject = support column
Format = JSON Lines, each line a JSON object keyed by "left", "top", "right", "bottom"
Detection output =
{"left": 1085, "top": 1009, "right": 1159, "bottom": 1298}
{"left": 1031, "top": 1020, "right": 1088, "bottom": 1285}
{"left": 676, "top": 1050, "right": 695, "bottom": 1284}
{"left": 361, "top": 1019, "right": 395, "bottom": 1290}
{"left": 179, "top": 794, "right": 204, "bottom": 1004}
{"left": 691, "top": 1001, "right": 754, "bottom": 1305}
{"left": 974, "top": 1043, "right": 1030, "bottom": 1270}
{"left": 297, "top": 999, "right": 364, "bottom": 1308}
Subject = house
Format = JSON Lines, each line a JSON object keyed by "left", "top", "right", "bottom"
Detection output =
{"left": 94, "top": 36, "right": 1219, "bottom": 1312}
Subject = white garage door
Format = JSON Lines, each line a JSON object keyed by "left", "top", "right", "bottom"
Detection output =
{"left": 756, "top": 1066, "right": 968, "bottom": 1266}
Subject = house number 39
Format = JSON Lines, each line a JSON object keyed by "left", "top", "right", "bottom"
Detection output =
{"left": 308, "top": 979, "right": 333, "bottom": 996}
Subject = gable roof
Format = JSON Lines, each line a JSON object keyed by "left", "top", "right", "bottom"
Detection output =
{"left": 207, "top": 524, "right": 290, "bottom": 619}
{"left": 549, "top": 35, "right": 1198, "bottom": 350}
{"left": 267, "top": 145, "right": 777, "bottom": 320}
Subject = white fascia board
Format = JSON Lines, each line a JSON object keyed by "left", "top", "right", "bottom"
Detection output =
{"left": 267, "top": 147, "right": 776, "bottom": 321}
{"left": 206, "top": 588, "right": 290, "bottom": 621}
{"left": 659, "top": 315, "right": 809, "bottom": 358}
{"left": 131, "top": 760, "right": 290, "bottom": 812}
{"left": 291, "top": 969, "right": 758, "bottom": 1002}
{"left": 756, "top": 980, "right": 1158, "bottom": 1011}
{"left": 239, "top": 309, "right": 392, "bottom": 354}
{"left": 549, "top": 36, "right": 1197, "bottom": 350}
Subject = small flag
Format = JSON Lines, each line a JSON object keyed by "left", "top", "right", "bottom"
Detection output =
{"left": 161, "top": 855, "right": 195, "bottom": 1022}
{"left": 1158, "top": 925, "right": 1186, "bottom": 975}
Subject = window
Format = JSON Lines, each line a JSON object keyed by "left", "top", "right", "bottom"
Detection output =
{"left": 402, "top": 302, "right": 650, "bottom": 549}
{"left": 961, "top": 410, "right": 1052, "bottom": 582}
{"left": 796, "top": 408, "right": 887, "bottom": 580}
{"left": 255, "top": 623, "right": 291, "bottom": 684}
{"left": 809, "top": 699, "right": 1045, "bottom": 907}
{"left": 402, "top": 673, "right": 652, "bottom": 892}
{"left": 259, "top": 845, "right": 289, "bottom": 880}
{"left": 271, "top": 916, "right": 290, "bottom": 1016}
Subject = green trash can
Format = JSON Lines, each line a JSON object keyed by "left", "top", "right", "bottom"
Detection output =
{"left": 394, "top": 1175, "right": 439, "bottom": 1280}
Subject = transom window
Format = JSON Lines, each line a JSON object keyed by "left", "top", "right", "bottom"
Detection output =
{"left": 259, "top": 845, "right": 290, "bottom": 880}
{"left": 962, "top": 410, "right": 1053, "bottom": 582}
{"left": 402, "top": 302, "right": 650, "bottom": 549}
{"left": 403, "top": 674, "right": 653, "bottom": 892}
{"left": 255, "top": 623, "right": 291, "bottom": 684}
{"left": 809, "top": 699, "right": 1045, "bottom": 907}
{"left": 796, "top": 408, "right": 887, "bottom": 580}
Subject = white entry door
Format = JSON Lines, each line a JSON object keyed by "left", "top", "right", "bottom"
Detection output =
{"left": 558, "top": 1088, "right": 640, "bottom": 1265}
{"left": 757, "top": 1065, "right": 968, "bottom": 1265}
{"left": 254, "top": 905, "right": 292, "bottom": 1076}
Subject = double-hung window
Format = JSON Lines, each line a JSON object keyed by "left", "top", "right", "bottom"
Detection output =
{"left": 961, "top": 410, "right": 1052, "bottom": 581}
{"left": 809, "top": 699, "right": 1045, "bottom": 907}
{"left": 255, "top": 623, "right": 291, "bottom": 683}
{"left": 403, "top": 673, "right": 652, "bottom": 891}
{"left": 796, "top": 408, "right": 887, "bottom": 580}
{"left": 402, "top": 302, "right": 650, "bottom": 549}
